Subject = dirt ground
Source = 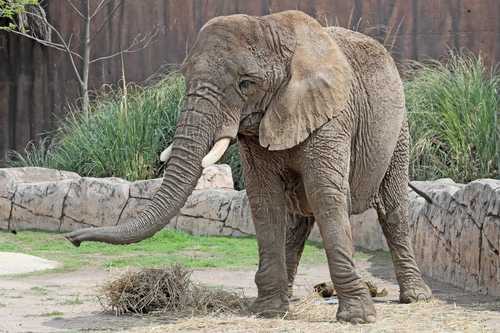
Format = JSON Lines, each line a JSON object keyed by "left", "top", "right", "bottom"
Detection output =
{"left": 1, "top": 252, "right": 499, "bottom": 333}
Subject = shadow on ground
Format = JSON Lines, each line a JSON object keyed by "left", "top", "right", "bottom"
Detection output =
{"left": 364, "top": 249, "right": 500, "bottom": 313}
{"left": 45, "top": 312, "right": 177, "bottom": 332}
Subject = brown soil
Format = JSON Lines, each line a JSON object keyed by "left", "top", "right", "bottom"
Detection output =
{"left": 0, "top": 253, "right": 498, "bottom": 333}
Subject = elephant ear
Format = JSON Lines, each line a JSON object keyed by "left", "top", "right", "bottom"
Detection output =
{"left": 259, "top": 14, "right": 352, "bottom": 150}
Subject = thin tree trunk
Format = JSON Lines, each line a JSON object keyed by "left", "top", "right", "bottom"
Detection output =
{"left": 80, "top": 0, "right": 91, "bottom": 115}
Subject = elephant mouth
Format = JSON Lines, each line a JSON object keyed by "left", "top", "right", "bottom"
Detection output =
{"left": 239, "top": 112, "right": 263, "bottom": 136}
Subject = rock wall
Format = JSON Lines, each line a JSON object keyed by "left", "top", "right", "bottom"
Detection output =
{"left": 408, "top": 179, "right": 500, "bottom": 296}
{"left": 0, "top": 165, "right": 246, "bottom": 234}
{"left": 0, "top": 167, "right": 498, "bottom": 296}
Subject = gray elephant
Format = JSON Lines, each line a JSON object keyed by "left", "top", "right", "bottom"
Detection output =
{"left": 66, "top": 11, "right": 432, "bottom": 324}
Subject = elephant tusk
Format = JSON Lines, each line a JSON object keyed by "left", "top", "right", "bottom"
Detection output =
{"left": 159, "top": 144, "right": 173, "bottom": 162}
{"left": 201, "top": 138, "right": 231, "bottom": 168}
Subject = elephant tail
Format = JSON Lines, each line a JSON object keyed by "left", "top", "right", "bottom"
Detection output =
{"left": 408, "top": 182, "right": 433, "bottom": 204}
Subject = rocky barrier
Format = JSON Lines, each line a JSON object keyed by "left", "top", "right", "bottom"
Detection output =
{"left": 0, "top": 165, "right": 252, "bottom": 236}
{"left": 0, "top": 167, "right": 498, "bottom": 296}
{"left": 408, "top": 179, "right": 500, "bottom": 296}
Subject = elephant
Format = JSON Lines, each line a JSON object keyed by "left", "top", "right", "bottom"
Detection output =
{"left": 65, "top": 10, "right": 432, "bottom": 324}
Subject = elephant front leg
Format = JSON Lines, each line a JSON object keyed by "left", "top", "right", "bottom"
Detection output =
{"left": 239, "top": 137, "right": 289, "bottom": 317}
{"left": 250, "top": 196, "right": 289, "bottom": 317}
{"left": 307, "top": 187, "right": 376, "bottom": 324}
{"left": 303, "top": 130, "right": 376, "bottom": 324}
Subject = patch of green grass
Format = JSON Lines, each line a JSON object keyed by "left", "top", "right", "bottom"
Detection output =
{"left": 221, "top": 144, "right": 245, "bottom": 190}
{"left": 406, "top": 53, "right": 499, "bottom": 182}
{"left": 39, "top": 311, "right": 64, "bottom": 317}
{"left": 30, "top": 286, "right": 49, "bottom": 295}
{"left": 350, "top": 250, "right": 372, "bottom": 261}
{"left": 60, "top": 294, "right": 83, "bottom": 305}
{"left": 0, "top": 229, "right": 326, "bottom": 272}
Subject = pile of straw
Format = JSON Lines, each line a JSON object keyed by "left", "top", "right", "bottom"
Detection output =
{"left": 99, "top": 265, "right": 248, "bottom": 316}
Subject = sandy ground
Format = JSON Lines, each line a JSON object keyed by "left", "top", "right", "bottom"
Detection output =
{"left": 0, "top": 252, "right": 59, "bottom": 275}
{"left": 0, "top": 253, "right": 499, "bottom": 333}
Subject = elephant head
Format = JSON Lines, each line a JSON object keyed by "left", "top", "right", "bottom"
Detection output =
{"left": 65, "top": 10, "right": 352, "bottom": 246}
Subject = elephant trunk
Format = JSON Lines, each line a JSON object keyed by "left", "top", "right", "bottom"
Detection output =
{"left": 65, "top": 99, "right": 220, "bottom": 246}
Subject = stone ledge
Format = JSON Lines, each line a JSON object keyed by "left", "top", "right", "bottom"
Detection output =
{"left": 0, "top": 165, "right": 234, "bottom": 232}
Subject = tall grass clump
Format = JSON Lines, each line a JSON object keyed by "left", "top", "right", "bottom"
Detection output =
{"left": 7, "top": 137, "right": 57, "bottom": 169}
{"left": 9, "top": 74, "right": 185, "bottom": 180}
{"left": 406, "top": 53, "right": 499, "bottom": 182}
{"left": 8, "top": 73, "right": 245, "bottom": 187}
{"left": 222, "top": 144, "right": 245, "bottom": 190}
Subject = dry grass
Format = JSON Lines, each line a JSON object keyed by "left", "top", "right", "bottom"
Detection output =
{"left": 99, "top": 265, "right": 249, "bottom": 316}
{"left": 101, "top": 266, "right": 499, "bottom": 332}
{"left": 129, "top": 296, "right": 499, "bottom": 333}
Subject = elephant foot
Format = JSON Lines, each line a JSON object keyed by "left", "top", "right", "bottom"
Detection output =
{"left": 336, "top": 290, "right": 376, "bottom": 324}
{"left": 250, "top": 294, "right": 289, "bottom": 318}
{"left": 399, "top": 278, "right": 432, "bottom": 303}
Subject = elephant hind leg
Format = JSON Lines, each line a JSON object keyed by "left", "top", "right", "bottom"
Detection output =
{"left": 286, "top": 213, "right": 315, "bottom": 298}
{"left": 375, "top": 123, "right": 432, "bottom": 303}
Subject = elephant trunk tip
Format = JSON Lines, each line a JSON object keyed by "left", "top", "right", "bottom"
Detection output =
{"left": 64, "top": 230, "right": 84, "bottom": 247}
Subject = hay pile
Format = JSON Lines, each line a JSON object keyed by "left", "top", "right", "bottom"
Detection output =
{"left": 99, "top": 265, "right": 249, "bottom": 316}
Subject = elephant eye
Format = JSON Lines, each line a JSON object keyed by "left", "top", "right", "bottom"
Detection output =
{"left": 239, "top": 79, "right": 253, "bottom": 92}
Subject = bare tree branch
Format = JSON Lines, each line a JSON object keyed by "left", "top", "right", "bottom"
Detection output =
{"left": 90, "top": 0, "right": 124, "bottom": 43}
{"left": 4, "top": 0, "right": 158, "bottom": 114}
{"left": 21, "top": 11, "right": 84, "bottom": 85}
{"left": 67, "top": 33, "right": 74, "bottom": 49}
{"left": 91, "top": 0, "right": 109, "bottom": 19}
{"left": 89, "top": 26, "right": 160, "bottom": 64}
{"left": 6, "top": 28, "right": 66, "bottom": 53}
{"left": 6, "top": 12, "right": 83, "bottom": 61}
{"left": 66, "top": 0, "right": 85, "bottom": 19}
